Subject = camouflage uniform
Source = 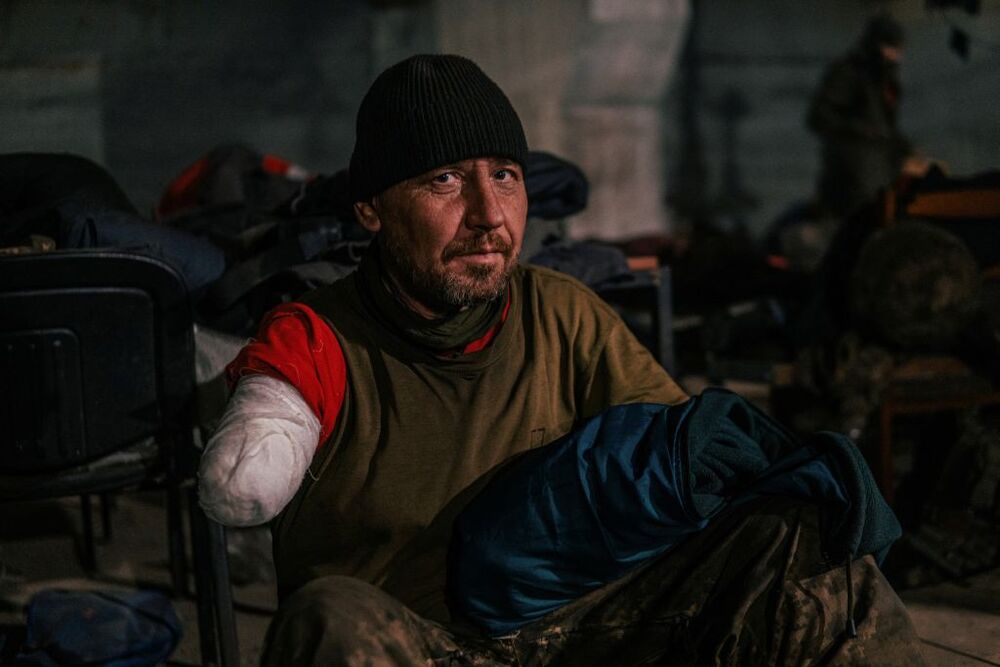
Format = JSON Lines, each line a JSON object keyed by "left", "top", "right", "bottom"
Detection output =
{"left": 262, "top": 498, "right": 924, "bottom": 666}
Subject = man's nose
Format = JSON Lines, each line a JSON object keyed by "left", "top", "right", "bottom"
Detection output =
{"left": 464, "top": 177, "right": 506, "bottom": 232}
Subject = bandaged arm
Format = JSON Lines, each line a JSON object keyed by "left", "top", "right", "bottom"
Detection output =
{"left": 196, "top": 293, "right": 508, "bottom": 526}
{"left": 197, "top": 303, "right": 347, "bottom": 526}
{"left": 198, "top": 374, "right": 320, "bottom": 526}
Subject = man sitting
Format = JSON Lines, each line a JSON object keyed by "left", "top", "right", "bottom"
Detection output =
{"left": 199, "top": 54, "right": 924, "bottom": 665}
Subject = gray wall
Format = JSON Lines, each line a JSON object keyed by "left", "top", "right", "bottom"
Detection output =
{"left": 2, "top": 1, "right": 999, "bottom": 240}
{"left": 0, "top": 1, "right": 374, "bottom": 215}
{"left": 687, "top": 0, "right": 1000, "bottom": 236}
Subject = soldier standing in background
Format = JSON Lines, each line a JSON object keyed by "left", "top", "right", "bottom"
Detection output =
{"left": 808, "top": 14, "right": 916, "bottom": 217}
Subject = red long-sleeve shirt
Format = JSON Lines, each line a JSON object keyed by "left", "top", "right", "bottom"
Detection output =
{"left": 225, "top": 299, "right": 510, "bottom": 448}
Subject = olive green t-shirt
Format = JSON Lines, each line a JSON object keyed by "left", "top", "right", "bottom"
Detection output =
{"left": 272, "top": 263, "right": 687, "bottom": 608}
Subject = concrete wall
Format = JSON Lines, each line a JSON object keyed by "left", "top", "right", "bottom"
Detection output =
{"left": 430, "top": 0, "right": 690, "bottom": 241}
{"left": 0, "top": 0, "right": 690, "bottom": 240}
{"left": 687, "top": 0, "right": 1000, "bottom": 236}
{"left": 2, "top": 1, "right": 999, "bottom": 240}
{"left": 0, "top": 1, "right": 374, "bottom": 215}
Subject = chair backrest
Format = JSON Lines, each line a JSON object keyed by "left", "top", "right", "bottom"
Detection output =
{"left": 0, "top": 250, "right": 195, "bottom": 471}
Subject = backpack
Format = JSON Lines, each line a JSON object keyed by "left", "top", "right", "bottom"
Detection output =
{"left": 158, "top": 145, "right": 369, "bottom": 335}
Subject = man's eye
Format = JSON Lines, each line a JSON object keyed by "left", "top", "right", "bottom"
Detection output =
{"left": 494, "top": 168, "right": 515, "bottom": 181}
{"left": 433, "top": 172, "right": 457, "bottom": 184}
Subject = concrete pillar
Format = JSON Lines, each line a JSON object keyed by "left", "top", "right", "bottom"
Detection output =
{"left": 565, "top": 0, "right": 689, "bottom": 240}
{"left": 432, "top": 0, "right": 689, "bottom": 241}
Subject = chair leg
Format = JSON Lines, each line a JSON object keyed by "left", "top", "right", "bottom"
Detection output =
{"left": 189, "top": 487, "right": 220, "bottom": 666}
{"left": 79, "top": 494, "right": 97, "bottom": 572}
{"left": 162, "top": 428, "right": 190, "bottom": 595}
{"left": 656, "top": 266, "right": 676, "bottom": 375}
{"left": 166, "top": 480, "right": 188, "bottom": 596}
{"left": 99, "top": 492, "right": 113, "bottom": 541}
{"left": 207, "top": 518, "right": 240, "bottom": 667}
{"left": 189, "top": 486, "right": 240, "bottom": 667}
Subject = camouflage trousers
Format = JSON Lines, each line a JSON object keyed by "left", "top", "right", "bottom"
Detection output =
{"left": 262, "top": 498, "right": 925, "bottom": 666}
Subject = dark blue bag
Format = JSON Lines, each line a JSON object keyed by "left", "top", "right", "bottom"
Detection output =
{"left": 447, "top": 390, "right": 900, "bottom": 635}
{"left": 15, "top": 588, "right": 182, "bottom": 667}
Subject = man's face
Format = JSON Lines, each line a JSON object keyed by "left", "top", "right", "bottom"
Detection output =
{"left": 356, "top": 157, "right": 528, "bottom": 317}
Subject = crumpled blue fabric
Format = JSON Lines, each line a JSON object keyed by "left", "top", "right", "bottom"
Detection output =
{"left": 15, "top": 588, "right": 182, "bottom": 667}
{"left": 446, "top": 388, "right": 900, "bottom": 636}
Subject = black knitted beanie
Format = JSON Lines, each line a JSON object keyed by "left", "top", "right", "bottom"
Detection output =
{"left": 349, "top": 54, "right": 528, "bottom": 203}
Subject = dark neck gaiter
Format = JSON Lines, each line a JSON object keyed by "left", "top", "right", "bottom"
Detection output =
{"left": 357, "top": 246, "right": 505, "bottom": 353}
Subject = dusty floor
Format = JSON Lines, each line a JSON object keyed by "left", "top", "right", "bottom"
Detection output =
{"left": 0, "top": 492, "right": 275, "bottom": 666}
{"left": 1, "top": 491, "right": 998, "bottom": 666}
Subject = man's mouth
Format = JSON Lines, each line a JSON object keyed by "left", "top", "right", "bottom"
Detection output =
{"left": 444, "top": 238, "right": 512, "bottom": 262}
{"left": 454, "top": 250, "right": 505, "bottom": 266}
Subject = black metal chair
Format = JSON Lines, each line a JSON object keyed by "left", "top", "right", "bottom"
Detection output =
{"left": 0, "top": 249, "right": 239, "bottom": 666}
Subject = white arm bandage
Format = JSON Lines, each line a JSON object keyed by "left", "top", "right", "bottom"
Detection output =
{"left": 198, "top": 374, "right": 321, "bottom": 526}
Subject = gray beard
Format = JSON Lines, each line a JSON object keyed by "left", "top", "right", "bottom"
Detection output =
{"left": 379, "top": 233, "right": 515, "bottom": 311}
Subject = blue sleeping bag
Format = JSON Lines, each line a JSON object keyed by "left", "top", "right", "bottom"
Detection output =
{"left": 446, "top": 388, "right": 899, "bottom": 635}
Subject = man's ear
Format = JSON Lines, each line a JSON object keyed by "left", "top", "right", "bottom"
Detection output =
{"left": 354, "top": 201, "right": 382, "bottom": 233}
